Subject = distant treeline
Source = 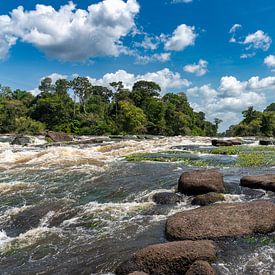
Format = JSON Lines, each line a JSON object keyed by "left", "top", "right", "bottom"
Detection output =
{"left": 0, "top": 77, "right": 219, "bottom": 136}
{"left": 225, "top": 104, "right": 275, "bottom": 137}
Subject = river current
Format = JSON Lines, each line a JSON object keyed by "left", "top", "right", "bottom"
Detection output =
{"left": 0, "top": 135, "right": 274, "bottom": 274}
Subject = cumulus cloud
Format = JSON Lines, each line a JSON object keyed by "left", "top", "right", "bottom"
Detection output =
{"left": 243, "top": 30, "right": 272, "bottom": 51}
{"left": 135, "top": 53, "right": 171, "bottom": 64}
{"left": 186, "top": 75, "right": 275, "bottom": 131}
{"left": 164, "top": 24, "right": 197, "bottom": 51}
{"left": 90, "top": 68, "right": 191, "bottom": 92}
{"left": 264, "top": 55, "right": 275, "bottom": 68}
{"left": 229, "top": 26, "right": 272, "bottom": 58}
{"left": 183, "top": 59, "right": 208, "bottom": 76}
{"left": 0, "top": 0, "right": 140, "bottom": 61}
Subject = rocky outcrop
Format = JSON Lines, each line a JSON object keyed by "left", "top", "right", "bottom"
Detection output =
{"left": 185, "top": 261, "right": 216, "bottom": 275}
{"left": 115, "top": 240, "right": 217, "bottom": 275}
{"left": 166, "top": 200, "right": 275, "bottom": 241}
{"left": 212, "top": 139, "right": 242, "bottom": 147}
{"left": 152, "top": 192, "right": 182, "bottom": 205}
{"left": 11, "top": 135, "right": 32, "bottom": 146}
{"left": 178, "top": 170, "right": 225, "bottom": 196}
{"left": 240, "top": 174, "right": 275, "bottom": 192}
{"left": 259, "top": 140, "right": 273, "bottom": 146}
{"left": 191, "top": 192, "right": 225, "bottom": 206}
{"left": 46, "top": 131, "right": 73, "bottom": 142}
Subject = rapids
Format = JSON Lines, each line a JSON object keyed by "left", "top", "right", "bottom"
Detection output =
{"left": 0, "top": 135, "right": 274, "bottom": 274}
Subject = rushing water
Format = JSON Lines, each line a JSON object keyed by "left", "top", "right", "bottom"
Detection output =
{"left": 0, "top": 135, "right": 274, "bottom": 274}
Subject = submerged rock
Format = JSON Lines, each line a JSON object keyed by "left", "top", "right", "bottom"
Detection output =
{"left": 178, "top": 170, "right": 225, "bottom": 196}
{"left": 191, "top": 192, "right": 225, "bottom": 206}
{"left": 152, "top": 192, "right": 182, "bottom": 205}
{"left": 240, "top": 174, "right": 275, "bottom": 192}
{"left": 212, "top": 139, "right": 242, "bottom": 147}
{"left": 46, "top": 131, "right": 73, "bottom": 142}
{"left": 11, "top": 135, "right": 32, "bottom": 146}
{"left": 115, "top": 240, "right": 217, "bottom": 275}
{"left": 166, "top": 200, "right": 275, "bottom": 241}
{"left": 186, "top": 260, "right": 216, "bottom": 275}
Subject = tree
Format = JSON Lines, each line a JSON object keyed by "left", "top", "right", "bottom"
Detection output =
{"left": 71, "top": 77, "right": 93, "bottom": 114}
{"left": 39, "top": 77, "right": 54, "bottom": 94}
{"left": 214, "top": 118, "right": 223, "bottom": 132}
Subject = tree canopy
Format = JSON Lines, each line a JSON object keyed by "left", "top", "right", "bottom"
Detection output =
{"left": 0, "top": 77, "right": 218, "bottom": 136}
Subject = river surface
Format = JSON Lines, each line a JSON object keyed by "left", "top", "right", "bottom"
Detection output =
{"left": 0, "top": 135, "right": 274, "bottom": 275}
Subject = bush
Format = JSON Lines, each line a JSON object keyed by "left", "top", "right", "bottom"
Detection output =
{"left": 15, "top": 117, "right": 45, "bottom": 135}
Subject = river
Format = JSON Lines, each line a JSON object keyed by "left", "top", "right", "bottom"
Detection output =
{"left": 0, "top": 135, "right": 274, "bottom": 274}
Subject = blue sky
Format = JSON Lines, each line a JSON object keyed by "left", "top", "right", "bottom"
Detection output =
{"left": 0, "top": 0, "right": 275, "bottom": 131}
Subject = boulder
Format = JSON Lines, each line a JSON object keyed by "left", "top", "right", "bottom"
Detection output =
{"left": 186, "top": 261, "right": 216, "bottom": 275}
{"left": 115, "top": 240, "right": 217, "bottom": 275}
{"left": 11, "top": 135, "right": 32, "bottom": 146}
{"left": 178, "top": 170, "right": 225, "bottom": 196}
{"left": 212, "top": 139, "right": 242, "bottom": 147}
{"left": 259, "top": 140, "right": 273, "bottom": 146}
{"left": 166, "top": 200, "right": 275, "bottom": 241}
{"left": 191, "top": 192, "right": 225, "bottom": 206}
{"left": 240, "top": 174, "right": 275, "bottom": 192}
{"left": 46, "top": 131, "right": 73, "bottom": 142}
{"left": 152, "top": 192, "right": 182, "bottom": 205}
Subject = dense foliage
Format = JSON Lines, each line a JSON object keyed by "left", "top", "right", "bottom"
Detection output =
{"left": 0, "top": 77, "right": 218, "bottom": 136}
{"left": 226, "top": 105, "right": 275, "bottom": 137}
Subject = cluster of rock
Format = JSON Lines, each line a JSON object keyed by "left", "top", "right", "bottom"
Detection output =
{"left": 116, "top": 170, "right": 275, "bottom": 275}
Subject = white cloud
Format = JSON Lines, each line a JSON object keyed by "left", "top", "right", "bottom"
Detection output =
{"left": 171, "top": 0, "right": 193, "bottom": 3}
{"left": 135, "top": 53, "right": 171, "bottom": 64}
{"left": 229, "top": 24, "right": 242, "bottom": 43}
{"left": 243, "top": 30, "right": 272, "bottom": 51}
{"left": 134, "top": 36, "right": 159, "bottom": 50}
{"left": 0, "top": 0, "right": 140, "bottom": 61}
{"left": 164, "top": 24, "right": 197, "bottom": 51}
{"left": 264, "top": 55, "right": 275, "bottom": 68}
{"left": 183, "top": 59, "right": 208, "bottom": 76}
{"left": 187, "top": 75, "right": 275, "bottom": 131}
{"left": 89, "top": 68, "right": 191, "bottom": 92}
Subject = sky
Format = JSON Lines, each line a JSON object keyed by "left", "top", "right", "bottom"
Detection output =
{"left": 0, "top": 0, "right": 275, "bottom": 131}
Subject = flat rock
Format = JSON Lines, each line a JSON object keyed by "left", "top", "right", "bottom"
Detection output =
{"left": 152, "top": 192, "right": 182, "bottom": 205}
{"left": 240, "top": 174, "right": 275, "bottom": 192}
{"left": 191, "top": 192, "right": 225, "bottom": 206}
{"left": 115, "top": 240, "right": 217, "bottom": 275}
{"left": 212, "top": 139, "right": 242, "bottom": 147}
{"left": 128, "top": 272, "right": 148, "bottom": 275}
{"left": 186, "top": 261, "right": 216, "bottom": 275}
{"left": 46, "top": 131, "right": 73, "bottom": 142}
{"left": 178, "top": 170, "right": 225, "bottom": 196}
{"left": 166, "top": 200, "right": 275, "bottom": 241}
{"left": 259, "top": 140, "right": 273, "bottom": 146}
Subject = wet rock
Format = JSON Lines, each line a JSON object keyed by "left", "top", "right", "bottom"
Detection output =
{"left": 178, "top": 170, "right": 225, "bottom": 196}
{"left": 241, "top": 187, "right": 266, "bottom": 199}
{"left": 186, "top": 261, "right": 216, "bottom": 275}
{"left": 240, "top": 174, "right": 275, "bottom": 192}
{"left": 46, "top": 131, "right": 73, "bottom": 142}
{"left": 115, "top": 240, "right": 217, "bottom": 275}
{"left": 1, "top": 200, "right": 74, "bottom": 237}
{"left": 11, "top": 135, "right": 32, "bottom": 146}
{"left": 211, "top": 139, "right": 242, "bottom": 147}
{"left": 191, "top": 192, "right": 225, "bottom": 206}
{"left": 152, "top": 192, "right": 182, "bottom": 205}
{"left": 166, "top": 200, "right": 275, "bottom": 241}
{"left": 259, "top": 140, "right": 273, "bottom": 146}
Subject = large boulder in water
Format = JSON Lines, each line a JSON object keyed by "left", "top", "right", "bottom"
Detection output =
{"left": 166, "top": 200, "right": 275, "bottom": 241}
{"left": 11, "top": 135, "right": 32, "bottom": 146}
{"left": 152, "top": 192, "right": 182, "bottom": 205}
{"left": 115, "top": 240, "right": 217, "bottom": 275}
{"left": 240, "top": 174, "right": 275, "bottom": 192}
{"left": 191, "top": 192, "right": 225, "bottom": 206}
{"left": 178, "top": 170, "right": 225, "bottom": 196}
{"left": 186, "top": 261, "right": 217, "bottom": 275}
{"left": 212, "top": 139, "right": 242, "bottom": 146}
{"left": 259, "top": 140, "right": 273, "bottom": 146}
{"left": 46, "top": 131, "right": 73, "bottom": 142}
